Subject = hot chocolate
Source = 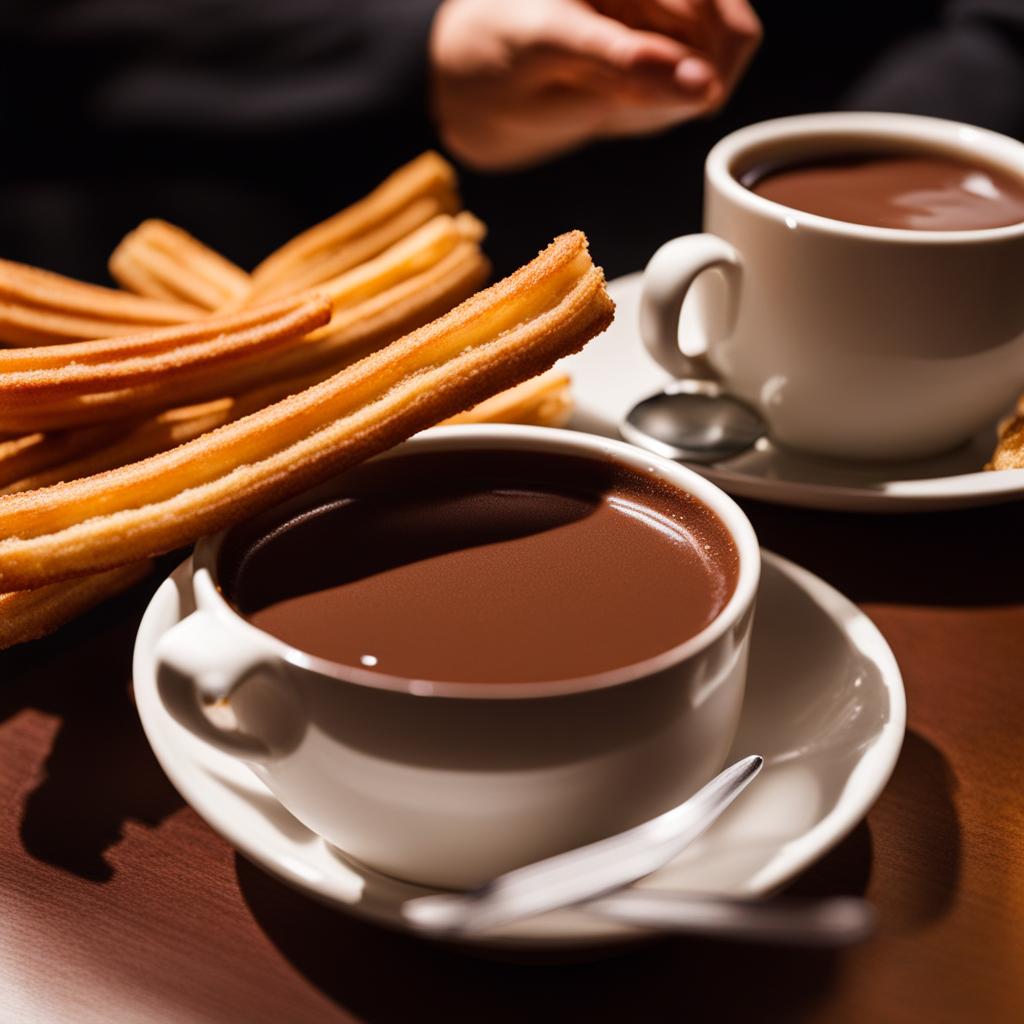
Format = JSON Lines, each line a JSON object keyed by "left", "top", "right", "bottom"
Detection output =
{"left": 221, "top": 449, "right": 738, "bottom": 684}
{"left": 743, "top": 151, "right": 1024, "bottom": 231}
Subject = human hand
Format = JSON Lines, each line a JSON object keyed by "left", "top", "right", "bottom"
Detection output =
{"left": 429, "top": 0, "right": 761, "bottom": 171}
{"left": 592, "top": 0, "right": 762, "bottom": 111}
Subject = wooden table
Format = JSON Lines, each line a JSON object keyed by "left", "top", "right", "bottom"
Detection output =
{"left": 2, "top": 497, "right": 1022, "bottom": 1024}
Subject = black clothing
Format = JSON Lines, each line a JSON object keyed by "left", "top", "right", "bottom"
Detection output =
{"left": 0, "top": 0, "right": 1021, "bottom": 284}
{"left": 0, "top": 0, "right": 441, "bottom": 278}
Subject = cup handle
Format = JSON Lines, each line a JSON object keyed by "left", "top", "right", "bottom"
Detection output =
{"left": 639, "top": 234, "right": 741, "bottom": 382}
{"left": 154, "top": 610, "right": 283, "bottom": 763}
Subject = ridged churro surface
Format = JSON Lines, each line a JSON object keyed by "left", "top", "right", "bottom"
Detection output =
{"left": 987, "top": 400, "right": 1024, "bottom": 470}
{"left": 0, "top": 561, "right": 153, "bottom": 650}
{"left": 110, "top": 220, "right": 250, "bottom": 309}
{"left": 0, "top": 153, "right": 607, "bottom": 647}
{"left": 0, "top": 232, "right": 613, "bottom": 589}
{"left": 250, "top": 151, "right": 459, "bottom": 295}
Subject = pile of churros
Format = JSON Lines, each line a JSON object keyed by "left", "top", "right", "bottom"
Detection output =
{"left": 0, "top": 152, "right": 613, "bottom": 648}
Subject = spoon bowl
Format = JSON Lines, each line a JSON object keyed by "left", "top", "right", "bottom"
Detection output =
{"left": 620, "top": 380, "right": 765, "bottom": 464}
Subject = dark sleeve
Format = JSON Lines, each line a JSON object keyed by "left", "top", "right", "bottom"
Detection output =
{"left": 0, "top": 0, "right": 442, "bottom": 133}
{"left": 841, "top": 0, "right": 1024, "bottom": 139}
{"left": 0, "top": 0, "right": 446, "bottom": 278}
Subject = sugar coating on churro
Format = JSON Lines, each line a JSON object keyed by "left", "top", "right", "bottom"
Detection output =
{"left": 987, "top": 411, "right": 1024, "bottom": 470}
{"left": 0, "top": 217, "right": 488, "bottom": 433}
{"left": 0, "top": 259, "right": 202, "bottom": 346}
{"left": 110, "top": 220, "right": 251, "bottom": 310}
{"left": 0, "top": 561, "right": 154, "bottom": 650}
{"left": 0, "top": 232, "right": 613, "bottom": 590}
{"left": 250, "top": 151, "right": 460, "bottom": 295}
{"left": 0, "top": 297, "right": 331, "bottom": 402}
{"left": 0, "top": 152, "right": 603, "bottom": 650}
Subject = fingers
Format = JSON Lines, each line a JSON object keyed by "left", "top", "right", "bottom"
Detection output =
{"left": 528, "top": 0, "right": 722, "bottom": 111}
{"left": 533, "top": 0, "right": 719, "bottom": 103}
{"left": 429, "top": 0, "right": 737, "bottom": 169}
{"left": 676, "top": 55, "right": 714, "bottom": 90}
{"left": 710, "top": 0, "right": 763, "bottom": 93}
{"left": 595, "top": 0, "right": 760, "bottom": 109}
{"left": 534, "top": 0, "right": 688, "bottom": 72}
{"left": 654, "top": 0, "right": 762, "bottom": 102}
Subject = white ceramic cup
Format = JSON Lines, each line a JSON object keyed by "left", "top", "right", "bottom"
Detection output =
{"left": 640, "top": 112, "right": 1024, "bottom": 461}
{"left": 154, "top": 424, "right": 760, "bottom": 890}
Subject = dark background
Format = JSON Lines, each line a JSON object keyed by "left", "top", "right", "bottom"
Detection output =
{"left": 0, "top": 0, "right": 1022, "bottom": 283}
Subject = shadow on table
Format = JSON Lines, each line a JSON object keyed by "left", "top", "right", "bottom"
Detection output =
{"left": 0, "top": 571, "right": 183, "bottom": 882}
{"left": 873, "top": 729, "right": 961, "bottom": 931}
{"left": 237, "top": 828, "right": 866, "bottom": 1024}
{"left": 237, "top": 720, "right": 961, "bottom": 1023}
{"left": 742, "top": 499, "right": 1024, "bottom": 606}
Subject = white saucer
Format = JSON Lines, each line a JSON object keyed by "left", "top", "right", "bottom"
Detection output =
{"left": 558, "top": 273, "right": 1024, "bottom": 512}
{"left": 133, "top": 551, "right": 905, "bottom": 950}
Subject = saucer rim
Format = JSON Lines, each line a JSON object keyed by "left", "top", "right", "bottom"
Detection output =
{"left": 132, "top": 550, "right": 905, "bottom": 949}
{"left": 561, "top": 272, "right": 1024, "bottom": 512}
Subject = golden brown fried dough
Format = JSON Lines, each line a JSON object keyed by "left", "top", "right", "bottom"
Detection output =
{"left": 0, "top": 422, "right": 136, "bottom": 491}
{"left": 0, "top": 294, "right": 328, "bottom": 372}
{"left": 1, "top": 247, "right": 490, "bottom": 433}
{"left": 0, "top": 296, "right": 332, "bottom": 434}
{"left": 249, "top": 151, "right": 460, "bottom": 296}
{"left": 0, "top": 372, "right": 572, "bottom": 494}
{"left": 0, "top": 299, "right": 330, "bottom": 396}
{"left": 987, "top": 408, "right": 1024, "bottom": 470}
{"left": 0, "top": 232, "right": 613, "bottom": 589}
{"left": 110, "top": 219, "right": 251, "bottom": 310}
{"left": 0, "top": 258, "right": 201, "bottom": 345}
{"left": 443, "top": 369, "right": 573, "bottom": 427}
{"left": 0, "top": 404, "right": 231, "bottom": 494}
{"left": 0, "top": 561, "right": 154, "bottom": 650}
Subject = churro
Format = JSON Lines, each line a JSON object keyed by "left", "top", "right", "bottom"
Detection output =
{"left": 0, "top": 296, "right": 332, "bottom": 434}
{"left": 0, "top": 422, "right": 133, "bottom": 491}
{"left": 0, "top": 232, "right": 613, "bottom": 589}
{"left": 0, "top": 404, "right": 232, "bottom": 495}
{"left": 1, "top": 370, "right": 573, "bottom": 495}
{"left": 110, "top": 220, "right": 251, "bottom": 310}
{"left": 0, "top": 258, "right": 201, "bottom": 346}
{"left": 249, "top": 151, "right": 460, "bottom": 297}
{"left": 0, "top": 222, "right": 488, "bottom": 433}
{"left": 0, "top": 154, "right": 594, "bottom": 649}
{"left": 0, "top": 374, "right": 334, "bottom": 495}
{"left": 987, "top": 395, "right": 1024, "bottom": 470}
{"left": 305, "top": 212, "right": 484, "bottom": 321}
{"left": 219, "top": 226, "right": 489, "bottom": 396}
{"left": 0, "top": 294, "right": 331, "bottom": 372}
{"left": 109, "top": 153, "right": 462, "bottom": 309}
{"left": 0, "top": 561, "right": 154, "bottom": 650}
{"left": 443, "top": 370, "right": 573, "bottom": 428}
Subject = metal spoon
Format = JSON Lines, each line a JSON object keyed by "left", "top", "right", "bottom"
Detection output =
{"left": 583, "top": 890, "right": 875, "bottom": 947}
{"left": 620, "top": 379, "right": 766, "bottom": 464}
{"left": 403, "top": 755, "right": 763, "bottom": 936}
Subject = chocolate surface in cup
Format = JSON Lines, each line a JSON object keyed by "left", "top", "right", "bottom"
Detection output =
{"left": 219, "top": 450, "right": 739, "bottom": 684}
{"left": 743, "top": 151, "right": 1024, "bottom": 231}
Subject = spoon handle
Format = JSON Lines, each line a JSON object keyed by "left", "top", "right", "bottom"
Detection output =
{"left": 582, "top": 891, "right": 875, "bottom": 947}
{"left": 403, "top": 755, "right": 763, "bottom": 936}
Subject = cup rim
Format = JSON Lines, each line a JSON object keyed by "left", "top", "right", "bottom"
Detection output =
{"left": 708, "top": 111, "right": 1024, "bottom": 244}
{"left": 190, "top": 424, "right": 761, "bottom": 700}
